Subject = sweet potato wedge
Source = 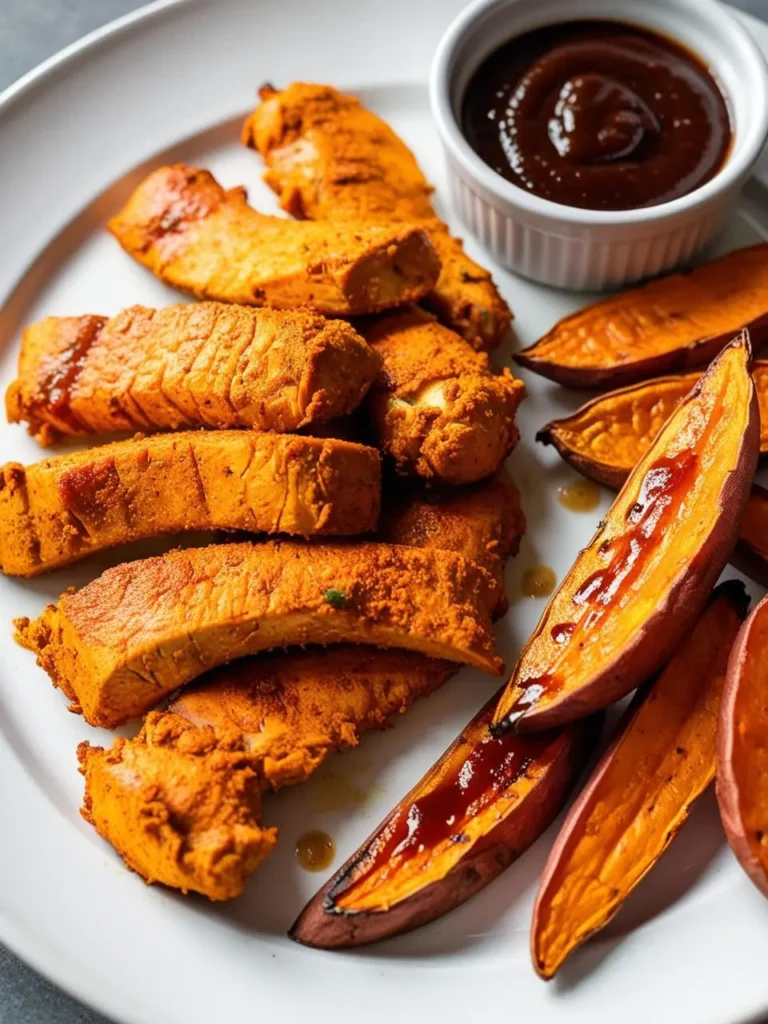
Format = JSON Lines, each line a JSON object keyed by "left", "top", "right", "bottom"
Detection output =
{"left": 108, "top": 165, "right": 440, "bottom": 316}
{"left": 533, "top": 581, "right": 748, "bottom": 979}
{"left": 717, "top": 593, "right": 768, "bottom": 898}
{"left": 493, "top": 333, "right": 758, "bottom": 733}
{"left": 290, "top": 692, "right": 600, "bottom": 948}
{"left": 517, "top": 244, "right": 768, "bottom": 388}
{"left": 731, "top": 484, "right": 768, "bottom": 588}
{"left": 537, "top": 361, "right": 768, "bottom": 488}
{"left": 15, "top": 540, "right": 501, "bottom": 728}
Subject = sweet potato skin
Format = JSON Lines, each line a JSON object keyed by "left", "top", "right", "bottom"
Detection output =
{"left": 717, "top": 593, "right": 768, "bottom": 898}
{"left": 517, "top": 244, "right": 768, "bottom": 388}
{"left": 533, "top": 582, "right": 748, "bottom": 978}
{"left": 365, "top": 308, "right": 525, "bottom": 485}
{"left": 243, "top": 83, "right": 511, "bottom": 351}
{"left": 108, "top": 164, "right": 440, "bottom": 316}
{"left": 290, "top": 694, "right": 600, "bottom": 949}
{"left": 537, "top": 361, "right": 768, "bottom": 488}
{"left": 15, "top": 540, "right": 501, "bottom": 728}
{"left": 0, "top": 432, "right": 381, "bottom": 576}
{"left": 494, "top": 333, "right": 759, "bottom": 733}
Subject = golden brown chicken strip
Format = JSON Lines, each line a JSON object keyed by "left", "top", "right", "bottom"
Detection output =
{"left": 78, "top": 712, "right": 277, "bottom": 900}
{"left": 379, "top": 468, "right": 525, "bottom": 617}
{"left": 243, "top": 83, "right": 511, "bottom": 350}
{"left": 16, "top": 540, "right": 501, "bottom": 728}
{"left": 365, "top": 308, "right": 525, "bottom": 484}
{"left": 170, "top": 647, "right": 455, "bottom": 790}
{"left": 166, "top": 469, "right": 525, "bottom": 787}
{"left": 108, "top": 164, "right": 440, "bottom": 316}
{"left": 0, "top": 432, "right": 381, "bottom": 577}
{"left": 6, "top": 303, "right": 379, "bottom": 444}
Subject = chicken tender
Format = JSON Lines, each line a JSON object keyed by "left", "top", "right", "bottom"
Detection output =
{"left": 243, "top": 83, "right": 511, "bottom": 350}
{"left": 108, "top": 164, "right": 440, "bottom": 316}
{"left": 170, "top": 647, "right": 455, "bottom": 790}
{"left": 379, "top": 468, "right": 525, "bottom": 617}
{"left": 6, "top": 303, "right": 379, "bottom": 444}
{"left": 78, "top": 712, "right": 277, "bottom": 900}
{"left": 16, "top": 540, "right": 501, "bottom": 728}
{"left": 0, "top": 432, "right": 381, "bottom": 576}
{"left": 365, "top": 308, "right": 525, "bottom": 484}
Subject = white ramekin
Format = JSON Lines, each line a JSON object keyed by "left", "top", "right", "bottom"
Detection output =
{"left": 430, "top": 0, "right": 768, "bottom": 291}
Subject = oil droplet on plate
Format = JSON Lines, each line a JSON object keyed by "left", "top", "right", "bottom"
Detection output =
{"left": 296, "top": 830, "right": 335, "bottom": 872}
{"left": 312, "top": 772, "right": 367, "bottom": 813}
{"left": 558, "top": 480, "right": 601, "bottom": 513}
{"left": 521, "top": 566, "right": 556, "bottom": 598}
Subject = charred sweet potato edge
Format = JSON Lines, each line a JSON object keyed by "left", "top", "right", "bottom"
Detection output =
{"left": 290, "top": 691, "right": 600, "bottom": 949}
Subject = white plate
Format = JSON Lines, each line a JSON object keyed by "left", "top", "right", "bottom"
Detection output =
{"left": 2, "top": 2, "right": 768, "bottom": 1022}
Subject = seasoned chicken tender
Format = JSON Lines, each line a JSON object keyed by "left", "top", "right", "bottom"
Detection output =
{"left": 243, "top": 83, "right": 511, "bottom": 350}
{"left": 78, "top": 712, "right": 277, "bottom": 900}
{"left": 380, "top": 468, "right": 525, "bottom": 617}
{"left": 170, "top": 647, "right": 455, "bottom": 790}
{"left": 16, "top": 541, "right": 501, "bottom": 728}
{"left": 6, "top": 303, "right": 379, "bottom": 444}
{"left": 0, "top": 432, "right": 381, "bottom": 576}
{"left": 108, "top": 164, "right": 440, "bottom": 316}
{"left": 365, "top": 308, "right": 525, "bottom": 484}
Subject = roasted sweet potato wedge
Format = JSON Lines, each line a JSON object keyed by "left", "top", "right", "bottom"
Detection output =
{"left": 731, "top": 484, "right": 768, "bottom": 588}
{"left": 533, "top": 581, "right": 748, "bottom": 979}
{"left": 517, "top": 244, "right": 768, "bottom": 388}
{"left": 538, "top": 361, "right": 768, "bottom": 487}
{"left": 290, "top": 692, "right": 600, "bottom": 948}
{"left": 717, "top": 593, "right": 768, "bottom": 898}
{"left": 493, "top": 333, "right": 758, "bottom": 733}
{"left": 108, "top": 165, "right": 440, "bottom": 316}
{"left": 0, "top": 432, "right": 381, "bottom": 576}
{"left": 15, "top": 540, "right": 501, "bottom": 728}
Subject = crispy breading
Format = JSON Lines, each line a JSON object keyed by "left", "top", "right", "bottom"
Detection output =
{"left": 243, "top": 83, "right": 511, "bottom": 350}
{"left": 365, "top": 308, "right": 525, "bottom": 484}
{"left": 78, "top": 712, "right": 277, "bottom": 900}
{"left": 108, "top": 164, "right": 440, "bottom": 316}
{"left": 170, "top": 647, "right": 455, "bottom": 790}
{"left": 5, "top": 303, "right": 380, "bottom": 444}
{"left": 0, "top": 432, "right": 381, "bottom": 577}
{"left": 16, "top": 540, "right": 501, "bottom": 728}
{"left": 379, "top": 468, "right": 525, "bottom": 617}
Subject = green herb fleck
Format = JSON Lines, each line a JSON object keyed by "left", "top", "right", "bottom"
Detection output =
{"left": 323, "top": 588, "right": 347, "bottom": 610}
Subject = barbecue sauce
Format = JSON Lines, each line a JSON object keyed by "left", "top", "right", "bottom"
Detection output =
{"left": 462, "top": 21, "right": 731, "bottom": 210}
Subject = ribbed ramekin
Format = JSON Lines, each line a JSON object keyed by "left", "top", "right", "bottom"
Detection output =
{"left": 430, "top": 0, "right": 768, "bottom": 291}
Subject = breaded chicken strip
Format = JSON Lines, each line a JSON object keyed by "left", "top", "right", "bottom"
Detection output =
{"left": 365, "top": 308, "right": 525, "bottom": 484}
{"left": 78, "top": 712, "right": 277, "bottom": 900}
{"left": 16, "top": 541, "right": 501, "bottom": 728}
{"left": 0, "top": 433, "right": 380, "bottom": 576}
{"left": 108, "top": 164, "right": 440, "bottom": 316}
{"left": 76, "top": 475, "right": 524, "bottom": 896}
{"left": 243, "top": 83, "right": 511, "bottom": 350}
{"left": 165, "top": 471, "right": 525, "bottom": 786}
{"left": 380, "top": 468, "right": 525, "bottom": 618}
{"left": 170, "top": 647, "right": 455, "bottom": 790}
{"left": 6, "top": 303, "right": 379, "bottom": 444}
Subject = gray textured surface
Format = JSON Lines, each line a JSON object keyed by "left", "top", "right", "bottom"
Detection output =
{"left": 1, "top": 0, "right": 767, "bottom": 1020}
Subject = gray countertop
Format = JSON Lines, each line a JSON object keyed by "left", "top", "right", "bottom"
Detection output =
{"left": 1, "top": 0, "right": 767, "bottom": 1020}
